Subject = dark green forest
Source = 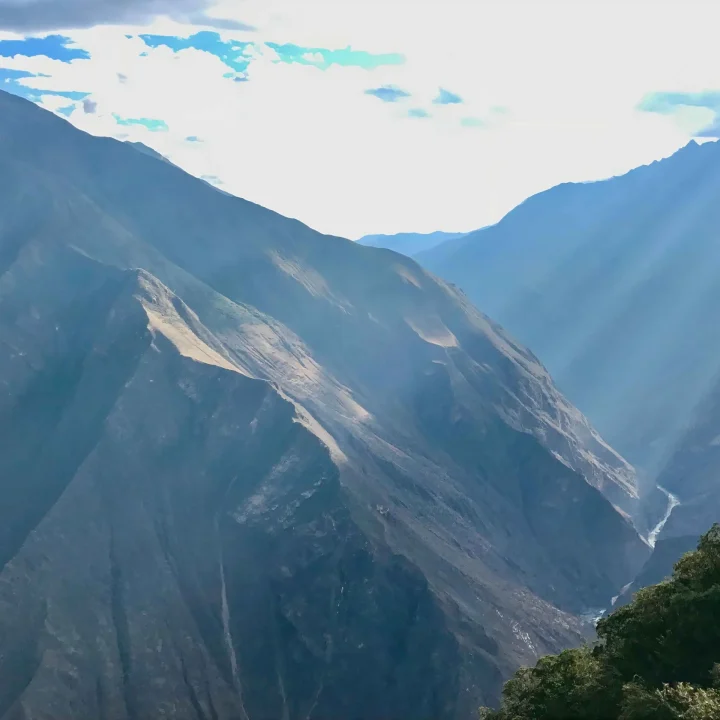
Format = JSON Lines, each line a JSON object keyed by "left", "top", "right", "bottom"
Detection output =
{"left": 481, "top": 525, "right": 720, "bottom": 719}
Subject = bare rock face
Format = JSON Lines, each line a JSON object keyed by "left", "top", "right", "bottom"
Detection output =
{"left": 0, "top": 90, "right": 647, "bottom": 719}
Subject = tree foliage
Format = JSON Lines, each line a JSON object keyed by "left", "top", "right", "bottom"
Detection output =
{"left": 480, "top": 524, "right": 720, "bottom": 719}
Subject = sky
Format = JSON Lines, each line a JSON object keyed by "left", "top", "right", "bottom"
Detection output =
{"left": 0, "top": 0, "right": 719, "bottom": 239}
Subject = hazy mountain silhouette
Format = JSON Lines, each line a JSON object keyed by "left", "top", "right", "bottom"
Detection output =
{"left": 421, "top": 140, "right": 720, "bottom": 477}
{"left": 358, "top": 230, "right": 470, "bottom": 256}
{"left": 625, "top": 368, "right": 720, "bottom": 604}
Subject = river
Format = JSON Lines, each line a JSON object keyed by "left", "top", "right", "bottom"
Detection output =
{"left": 648, "top": 485, "right": 680, "bottom": 548}
{"left": 583, "top": 485, "right": 681, "bottom": 625}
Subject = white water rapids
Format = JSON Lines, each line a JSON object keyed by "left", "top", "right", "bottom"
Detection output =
{"left": 582, "top": 485, "right": 681, "bottom": 625}
{"left": 647, "top": 485, "right": 680, "bottom": 549}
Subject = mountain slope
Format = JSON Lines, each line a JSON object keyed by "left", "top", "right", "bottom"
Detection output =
{"left": 420, "top": 140, "right": 720, "bottom": 475}
{"left": 357, "top": 230, "right": 468, "bottom": 256}
{"left": 0, "top": 90, "right": 646, "bottom": 718}
{"left": 482, "top": 525, "right": 720, "bottom": 720}
{"left": 0, "top": 250, "right": 465, "bottom": 719}
{"left": 621, "top": 370, "right": 720, "bottom": 605}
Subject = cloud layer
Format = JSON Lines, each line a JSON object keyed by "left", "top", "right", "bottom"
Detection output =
{"left": 639, "top": 91, "right": 720, "bottom": 139}
{"left": 1, "top": 0, "right": 718, "bottom": 238}
{"left": 0, "top": 0, "right": 252, "bottom": 32}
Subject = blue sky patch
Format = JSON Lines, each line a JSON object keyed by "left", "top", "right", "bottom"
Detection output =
{"left": 267, "top": 42, "right": 404, "bottom": 70}
{"left": 1, "top": 68, "right": 36, "bottom": 82}
{"left": 0, "top": 35, "right": 89, "bottom": 61}
{"left": 638, "top": 90, "right": 720, "bottom": 115}
{"left": 113, "top": 114, "right": 169, "bottom": 132}
{"left": 48, "top": 90, "right": 89, "bottom": 100}
{"left": 365, "top": 85, "right": 411, "bottom": 102}
{"left": 638, "top": 90, "right": 720, "bottom": 138}
{"left": 137, "top": 32, "right": 403, "bottom": 77}
{"left": 0, "top": 69, "right": 37, "bottom": 100}
{"left": 1, "top": 68, "right": 89, "bottom": 102}
{"left": 139, "top": 32, "right": 251, "bottom": 73}
{"left": 408, "top": 108, "right": 430, "bottom": 119}
{"left": 57, "top": 104, "right": 76, "bottom": 117}
{"left": 434, "top": 88, "right": 463, "bottom": 105}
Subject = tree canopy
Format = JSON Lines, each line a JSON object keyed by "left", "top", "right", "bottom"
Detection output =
{"left": 481, "top": 524, "right": 720, "bottom": 720}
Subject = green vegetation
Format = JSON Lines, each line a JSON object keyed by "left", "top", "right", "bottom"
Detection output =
{"left": 481, "top": 525, "right": 720, "bottom": 719}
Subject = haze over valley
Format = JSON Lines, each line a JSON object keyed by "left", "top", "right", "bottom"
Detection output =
{"left": 1, "top": 1, "right": 720, "bottom": 718}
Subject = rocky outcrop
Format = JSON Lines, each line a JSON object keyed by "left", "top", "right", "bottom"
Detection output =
{"left": 0, "top": 90, "right": 648, "bottom": 718}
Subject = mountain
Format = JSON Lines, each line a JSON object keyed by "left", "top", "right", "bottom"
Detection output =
{"left": 419, "top": 140, "right": 720, "bottom": 476}
{"left": 621, "top": 369, "right": 720, "bottom": 606}
{"left": 357, "top": 230, "right": 469, "bottom": 256}
{"left": 0, "top": 90, "right": 647, "bottom": 719}
{"left": 656, "top": 373, "right": 720, "bottom": 540}
{"left": 415, "top": 227, "right": 491, "bottom": 266}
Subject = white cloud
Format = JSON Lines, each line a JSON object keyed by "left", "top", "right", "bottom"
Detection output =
{"left": 35, "top": 93, "right": 74, "bottom": 111}
{"left": 4, "top": 0, "right": 720, "bottom": 237}
{"left": 301, "top": 51, "right": 324, "bottom": 64}
{"left": 0, "top": 0, "right": 253, "bottom": 32}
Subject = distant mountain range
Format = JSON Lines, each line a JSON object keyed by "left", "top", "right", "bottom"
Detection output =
{"left": 420, "top": 140, "right": 720, "bottom": 477}
{"left": 357, "top": 230, "right": 471, "bottom": 256}
{"left": 0, "top": 89, "right": 647, "bottom": 719}
{"left": 417, "top": 139, "right": 720, "bottom": 610}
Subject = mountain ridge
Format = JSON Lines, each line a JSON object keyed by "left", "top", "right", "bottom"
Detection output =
{"left": 419, "top": 137, "right": 720, "bottom": 479}
{"left": 0, "top": 89, "right": 647, "bottom": 719}
{"left": 357, "top": 230, "right": 470, "bottom": 256}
